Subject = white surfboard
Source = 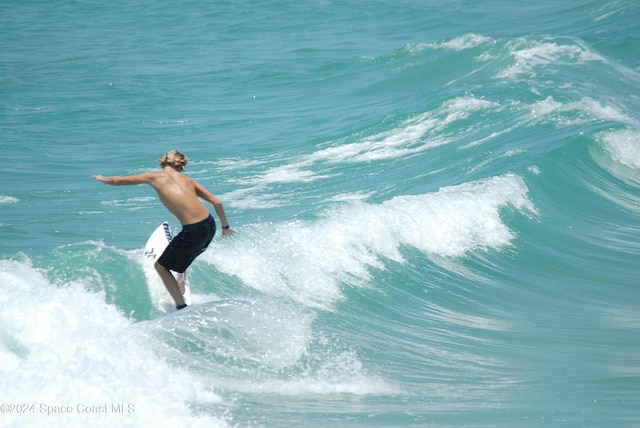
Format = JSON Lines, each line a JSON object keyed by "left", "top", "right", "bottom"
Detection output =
{"left": 143, "top": 222, "right": 192, "bottom": 312}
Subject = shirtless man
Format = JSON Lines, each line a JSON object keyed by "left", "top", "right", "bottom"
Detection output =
{"left": 94, "top": 150, "right": 235, "bottom": 310}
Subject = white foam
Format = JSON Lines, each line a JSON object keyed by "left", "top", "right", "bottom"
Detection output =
{"left": 0, "top": 259, "right": 228, "bottom": 427}
{"left": 221, "top": 96, "right": 499, "bottom": 209}
{"left": 214, "top": 348, "right": 395, "bottom": 395}
{"left": 328, "top": 191, "right": 376, "bottom": 202}
{"left": 206, "top": 174, "right": 535, "bottom": 310}
{"left": 100, "top": 196, "right": 156, "bottom": 206}
{"left": 530, "top": 96, "right": 564, "bottom": 119}
{"left": 151, "top": 299, "right": 395, "bottom": 396}
{"left": 0, "top": 195, "right": 19, "bottom": 204}
{"left": 409, "top": 33, "right": 493, "bottom": 53}
{"left": 309, "top": 96, "right": 496, "bottom": 165}
{"left": 222, "top": 186, "right": 291, "bottom": 209}
{"left": 139, "top": 294, "right": 394, "bottom": 398}
{"left": 440, "top": 33, "right": 493, "bottom": 50}
{"left": 579, "top": 98, "right": 639, "bottom": 127}
{"left": 498, "top": 38, "right": 605, "bottom": 79}
{"left": 209, "top": 157, "right": 272, "bottom": 172}
{"left": 600, "top": 128, "right": 640, "bottom": 169}
{"left": 100, "top": 196, "right": 157, "bottom": 212}
{"left": 528, "top": 96, "right": 638, "bottom": 128}
{"left": 240, "top": 163, "right": 328, "bottom": 185}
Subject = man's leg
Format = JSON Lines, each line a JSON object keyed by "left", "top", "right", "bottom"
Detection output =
{"left": 154, "top": 261, "right": 186, "bottom": 308}
{"left": 176, "top": 273, "right": 186, "bottom": 295}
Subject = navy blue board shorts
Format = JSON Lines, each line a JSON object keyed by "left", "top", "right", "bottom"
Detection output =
{"left": 157, "top": 215, "right": 216, "bottom": 273}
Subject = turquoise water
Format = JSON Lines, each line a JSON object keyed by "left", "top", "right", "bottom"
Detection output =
{"left": 2, "top": 0, "right": 640, "bottom": 426}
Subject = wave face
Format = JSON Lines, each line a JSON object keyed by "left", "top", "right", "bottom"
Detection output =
{"left": 1, "top": 0, "right": 639, "bottom": 426}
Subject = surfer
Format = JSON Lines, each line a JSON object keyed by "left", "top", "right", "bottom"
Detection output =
{"left": 94, "top": 150, "right": 235, "bottom": 310}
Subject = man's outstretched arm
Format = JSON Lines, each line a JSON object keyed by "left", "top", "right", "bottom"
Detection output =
{"left": 94, "top": 173, "right": 155, "bottom": 186}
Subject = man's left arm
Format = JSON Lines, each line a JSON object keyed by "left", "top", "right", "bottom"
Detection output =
{"left": 194, "top": 181, "right": 235, "bottom": 236}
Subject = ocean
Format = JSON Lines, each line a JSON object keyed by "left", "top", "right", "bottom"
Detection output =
{"left": 1, "top": 0, "right": 639, "bottom": 426}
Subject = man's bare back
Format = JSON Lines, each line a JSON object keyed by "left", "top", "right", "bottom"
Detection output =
{"left": 149, "top": 168, "right": 209, "bottom": 225}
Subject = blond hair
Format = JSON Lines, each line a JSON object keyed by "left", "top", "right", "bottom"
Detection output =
{"left": 158, "top": 150, "right": 188, "bottom": 172}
